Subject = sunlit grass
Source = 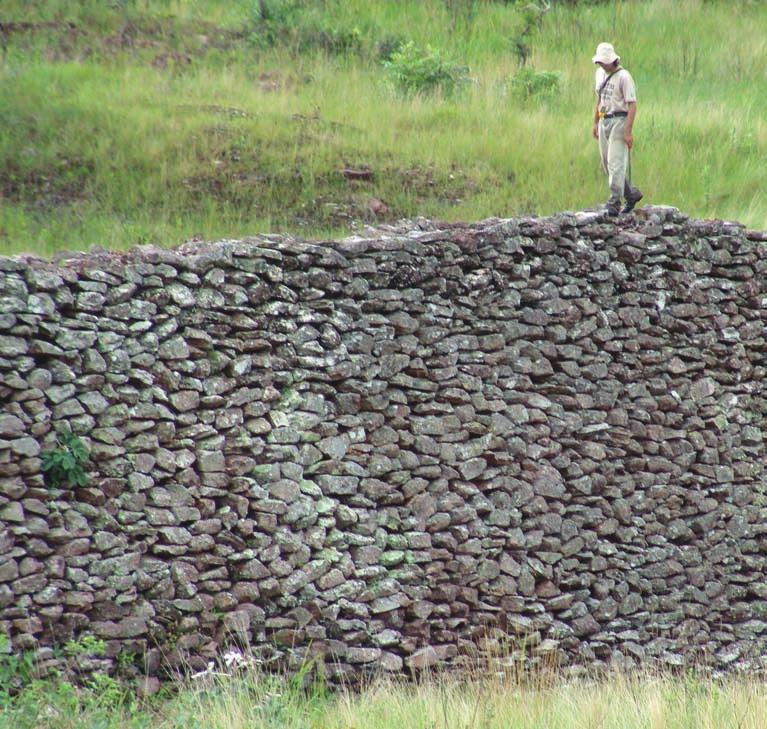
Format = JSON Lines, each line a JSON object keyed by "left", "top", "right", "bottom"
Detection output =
{"left": 335, "top": 675, "right": 764, "bottom": 729}
{"left": 6, "top": 670, "right": 767, "bottom": 729}
{"left": 159, "top": 672, "right": 767, "bottom": 729}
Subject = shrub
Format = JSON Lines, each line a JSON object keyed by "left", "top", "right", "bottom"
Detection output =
{"left": 510, "top": 0, "right": 551, "bottom": 66}
{"left": 444, "top": 0, "right": 479, "bottom": 29}
{"left": 250, "top": 0, "right": 363, "bottom": 56}
{"left": 250, "top": 0, "right": 307, "bottom": 48}
{"left": 312, "top": 25, "right": 363, "bottom": 56}
{"left": 383, "top": 41, "right": 469, "bottom": 97}
{"left": 510, "top": 67, "right": 561, "bottom": 100}
{"left": 252, "top": 0, "right": 303, "bottom": 28}
{"left": 41, "top": 426, "right": 90, "bottom": 489}
{"left": 377, "top": 34, "right": 407, "bottom": 62}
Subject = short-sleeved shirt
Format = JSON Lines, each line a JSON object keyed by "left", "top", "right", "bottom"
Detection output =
{"left": 595, "top": 67, "right": 636, "bottom": 115}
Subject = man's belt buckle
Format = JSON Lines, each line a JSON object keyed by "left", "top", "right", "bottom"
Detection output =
{"left": 598, "top": 111, "right": 606, "bottom": 119}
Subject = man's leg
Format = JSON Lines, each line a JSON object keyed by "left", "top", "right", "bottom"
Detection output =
{"left": 598, "top": 122, "right": 618, "bottom": 213}
{"left": 605, "top": 119, "right": 628, "bottom": 212}
{"left": 624, "top": 179, "right": 642, "bottom": 201}
{"left": 623, "top": 175, "right": 643, "bottom": 212}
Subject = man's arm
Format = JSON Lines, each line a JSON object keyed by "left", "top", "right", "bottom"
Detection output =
{"left": 592, "top": 97, "right": 600, "bottom": 140}
{"left": 624, "top": 101, "right": 636, "bottom": 149}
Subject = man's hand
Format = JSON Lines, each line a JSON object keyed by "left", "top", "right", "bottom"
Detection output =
{"left": 625, "top": 101, "right": 637, "bottom": 149}
{"left": 592, "top": 123, "right": 599, "bottom": 140}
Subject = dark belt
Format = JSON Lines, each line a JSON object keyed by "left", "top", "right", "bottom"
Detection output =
{"left": 602, "top": 111, "right": 628, "bottom": 119}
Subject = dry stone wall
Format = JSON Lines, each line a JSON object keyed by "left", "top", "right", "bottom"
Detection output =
{"left": 1, "top": 206, "right": 766, "bottom": 682}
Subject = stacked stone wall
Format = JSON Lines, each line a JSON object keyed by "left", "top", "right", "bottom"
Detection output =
{"left": 0, "top": 206, "right": 765, "bottom": 681}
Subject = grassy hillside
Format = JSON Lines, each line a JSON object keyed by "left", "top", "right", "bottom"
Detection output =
{"left": 1, "top": 0, "right": 766, "bottom": 255}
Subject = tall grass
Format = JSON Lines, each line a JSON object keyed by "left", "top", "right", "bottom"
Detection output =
{"left": 4, "top": 669, "right": 767, "bottom": 729}
{"left": 330, "top": 673, "right": 767, "bottom": 729}
{"left": 0, "top": 0, "right": 765, "bottom": 256}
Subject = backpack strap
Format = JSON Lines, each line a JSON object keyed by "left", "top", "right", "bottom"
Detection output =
{"left": 597, "top": 68, "right": 621, "bottom": 99}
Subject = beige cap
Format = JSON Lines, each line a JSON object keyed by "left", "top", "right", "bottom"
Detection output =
{"left": 592, "top": 42, "right": 619, "bottom": 65}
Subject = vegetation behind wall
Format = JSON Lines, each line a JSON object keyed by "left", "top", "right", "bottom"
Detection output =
{"left": 0, "top": 0, "right": 765, "bottom": 255}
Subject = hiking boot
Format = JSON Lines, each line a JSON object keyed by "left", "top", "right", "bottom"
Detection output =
{"left": 605, "top": 205, "right": 620, "bottom": 217}
{"left": 622, "top": 192, "right": 643, "bottom": 214}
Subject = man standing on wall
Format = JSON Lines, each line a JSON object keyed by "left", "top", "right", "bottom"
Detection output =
{"left": 592, "top": 42, "right": 643, "bottom": 216}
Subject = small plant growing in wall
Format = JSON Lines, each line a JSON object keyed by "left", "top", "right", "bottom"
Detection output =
{"left": 0, "top": 632, "right": 36, "bottom": 700}
{"left": 41, "top": 426, "right": 90, "bottom": 489}
{"left": 62, "top": 634, "right": 106, "bottom": 658}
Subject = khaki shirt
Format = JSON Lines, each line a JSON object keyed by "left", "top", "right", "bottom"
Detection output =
{"left": 595, "top": 67, "right": 637, "bottom": 115}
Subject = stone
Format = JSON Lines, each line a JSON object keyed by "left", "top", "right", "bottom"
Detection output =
{"left": 240, "top": 559, "right": 270, "bottom": 580}
{"left": 532, "top": 465, "right": 565, "bottom": 498}
{"left": 0, "top": 336, "right": 27, "bottom": 356}
{"left": 92, "top": 617, "right": 148, "bottom": 639}
{"left": 347, "top": 647, "right": 381, "bottom": 663}
{"left": 405, "top": 646, "right": 440, "bottom": 670}
{"left": 0, "top": 415, "right": 25, "bottom": 437}
{"left": 137, "top": 677, "right": 162, "bottom": 698}
{"left": 170, "top": 391, "right": 200, "bottom": 412}
{"left": 317, "top": 475, "right": 359, "bottom": 495}
{"left": 0, "top": 503, "right": 24, "bottom": 523}
{"left": 458, "top": 458, "right": 487, "bottom": 480}
{"left": 379, "top": 651, "right": 404, "bottom": 671}
{"left": 0, "top": 559, "right": 20, "bottom": 581}
{"left": 158, "top": 337, "right": 190, "bottom": 360}
{"left": 571, "top": 614, "right": 601, "bottom": 637}
{"left": 9, "top": 438, "right": 40, "bottom": 457}
{"left": 197, "top": 451, "right": 225, "bottom": 472}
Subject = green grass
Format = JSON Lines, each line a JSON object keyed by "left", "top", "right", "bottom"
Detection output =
{"left": 1, "top": 0, "right": 766, "bottom": 256}
{"left": 3, "top": 669, "right": 767, "bottom": 729}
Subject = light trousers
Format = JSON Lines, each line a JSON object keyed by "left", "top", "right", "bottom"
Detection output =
{"left": 598, "top": 117, "right": 640, "bottom": 207}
